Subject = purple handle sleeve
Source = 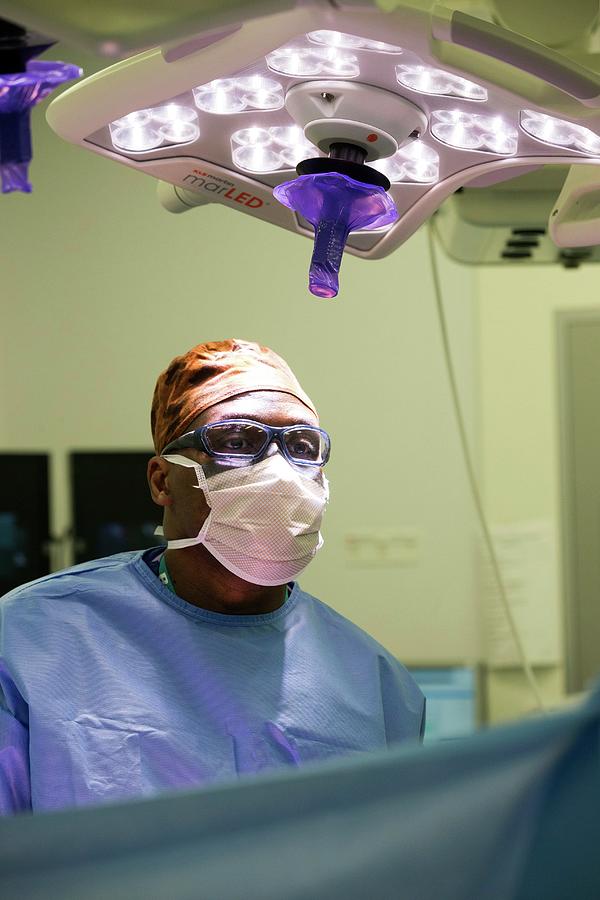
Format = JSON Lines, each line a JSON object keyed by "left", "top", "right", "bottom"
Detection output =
{"left": 0, "top": 60, "right": 81, "bottom": 192}
{"left": 274, "top": 172, "right": 398, "bottom": 298}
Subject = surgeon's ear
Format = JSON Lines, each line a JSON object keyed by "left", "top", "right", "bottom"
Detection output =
{"left": 147, "top": 457, "right": 173, "bottom": 507}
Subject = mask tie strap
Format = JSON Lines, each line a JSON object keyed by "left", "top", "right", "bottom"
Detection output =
{"left": 161, "top": 453, "right": 210, "bottom": 494}
{"left": 154, "top": 454, "right": 213, "bottom": 549}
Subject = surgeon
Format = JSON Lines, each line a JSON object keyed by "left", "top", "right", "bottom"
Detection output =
{"left": 0, "top": 339, "right": 424, "bottom": 814}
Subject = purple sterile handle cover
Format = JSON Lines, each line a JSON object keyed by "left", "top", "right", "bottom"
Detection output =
{"left": 0, "top": 60, "right": 82, "bottom": 193}
{"left": 274, "top": 172, "right": 398, "bottom": 298}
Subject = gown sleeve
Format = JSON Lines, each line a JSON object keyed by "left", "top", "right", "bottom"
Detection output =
{"left": 0, "top": 605, "right": 32, "bottom": 814}
{"left": 378, "top": 653, "right": 426, "bottom": 744}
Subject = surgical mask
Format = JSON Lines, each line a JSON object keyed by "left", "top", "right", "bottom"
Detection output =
{"left": 155, "top": 452, "right": 329, "bottom": 586}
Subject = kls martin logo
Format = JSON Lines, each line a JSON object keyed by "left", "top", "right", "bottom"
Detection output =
{"left": 182, "top": 168, "right": 265, "bottom": 208}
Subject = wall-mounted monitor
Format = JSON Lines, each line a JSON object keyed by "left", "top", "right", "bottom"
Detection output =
{"left": 0, "top": 453, "right": 50, "bottom": 594}
{"left": 70, "top": 451, "right": 162, "bottom": 563}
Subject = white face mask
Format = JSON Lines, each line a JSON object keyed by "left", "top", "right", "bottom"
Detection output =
{"left": 155, "top": 452, "right": 329, "bottom": 586}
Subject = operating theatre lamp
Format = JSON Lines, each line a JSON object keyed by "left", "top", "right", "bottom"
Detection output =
{"left": 41, "top": 1, "right": 600, "bottom": 297}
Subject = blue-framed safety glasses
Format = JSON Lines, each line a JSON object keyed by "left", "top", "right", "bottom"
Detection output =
{"left": 162, "top": 419, "right": 331, "bottom": 467}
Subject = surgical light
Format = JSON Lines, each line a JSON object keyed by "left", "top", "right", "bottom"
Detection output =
{"left": 307, "top": 30, "right": 403, "bottom": 54}
{"left": 109, "top": 105, "right": 199, "bottom": 152}
{"left": 193, "top": 76, "right": 283, "bottom": 114}
{"left": 272, "top": 125, "right": 316, "bottom": 167}
{"left": 233, "top": 144, "right": 282, "bottom": 173}
{"left": 520, "top": 109, "right": 600, "bottom": 155}
{"left": 46, "top": 2, "right": 600, "bottom": 299}
{"left": 431, "top": 110, "right": 518, "bottom": 154}
{"left": 231, "top": 126, "right": 319, "bottom": 174}
{"left": 270, "top": 125, "right": 311, "bottom": 151}
{"left": 266, "top": 45, "right": 360, "bottom": 79}
{"left": 396, "top": 64, "right": 487, "bottom": 100}
{"left": 110, "top": 124, "right": 162, "bottom": 152}
{"left": 235, "top": 75, "right": 284, "bottom": 110}
{"left": 152, "top": 105, "right": 198, "bottom": 125}
{"left": 372, "top": 141, "right": 439, "bottom": 183}
{"left": 279, "top": 143, "right": 317, "bottom": 168}
{"left": 193, "top": 80, "right": 244, "bottom": 114}
{"left": 112, "top": 110, "right": 151, "bottom": 127}
{"left": 158, "top": 121, "right": 199, "bottom": 144}
{"left": 234, "top": 127, "right": 271, "bottom": 146}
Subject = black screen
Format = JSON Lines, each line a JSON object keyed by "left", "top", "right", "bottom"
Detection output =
{"left": 0, "top": 453, "right": 50, "bottom": 594}
{"left": 71, "top": 451, "right": 162, "bottom": 563}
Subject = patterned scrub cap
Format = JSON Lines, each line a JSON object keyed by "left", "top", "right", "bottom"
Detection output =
{"left": 151, "top": 338, "right": 317, "bottom": 454}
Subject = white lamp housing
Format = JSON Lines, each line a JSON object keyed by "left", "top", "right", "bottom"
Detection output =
{"left": 46, "top": 2, "right": 600, "bottom": 259}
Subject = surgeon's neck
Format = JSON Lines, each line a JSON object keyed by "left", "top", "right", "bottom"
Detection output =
{"left": 163, "top": 546, "right": 287, "bottom": 615}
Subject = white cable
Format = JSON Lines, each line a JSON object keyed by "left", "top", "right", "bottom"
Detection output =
{"left": 427, "top": 221, "right": 546, "bottom": 712}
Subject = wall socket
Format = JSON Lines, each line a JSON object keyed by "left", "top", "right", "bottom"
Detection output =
{"left": 344, "top": 529, "right": 421, "bottom": 567}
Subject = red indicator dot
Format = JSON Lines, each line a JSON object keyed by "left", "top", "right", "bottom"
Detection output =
{"left": 367, "top": 133, "right": 378, "bottom": 142}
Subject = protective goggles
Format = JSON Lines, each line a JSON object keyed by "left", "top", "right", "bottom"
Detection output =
{"left": 161, "top": 419, "right": 331, "bottom": 467}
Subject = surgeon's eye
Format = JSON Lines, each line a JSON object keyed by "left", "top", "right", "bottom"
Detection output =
{"left": 222, "top": 436, "right": 254, "bottom": 452}
{"left": 205, "top": 423, "right": 266, "bottom": 455}
{"left": 286, "top": 434, "right": 320, "bottom": 460}
{"left": 289, "top": 440, "right": 314, "bottom": 457}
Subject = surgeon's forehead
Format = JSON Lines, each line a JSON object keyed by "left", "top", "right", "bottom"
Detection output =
{"left": 191, "top": 391, "right": 319, "bottom": 429}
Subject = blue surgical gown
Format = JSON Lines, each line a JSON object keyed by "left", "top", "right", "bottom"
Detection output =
{"left": 2, "top": 682, "right": 598, "bottom": 900}
{"left": 0, "top": 548, "right": 424, "bottom": 814}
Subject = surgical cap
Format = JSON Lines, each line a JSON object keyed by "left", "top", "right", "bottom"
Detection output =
{"left": 151, "top": 339, "right": 317, "bottom": 454}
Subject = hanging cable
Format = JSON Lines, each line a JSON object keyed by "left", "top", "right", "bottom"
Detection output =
{"left": 427, "top": 221, "right": 545, "bottom": 712}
